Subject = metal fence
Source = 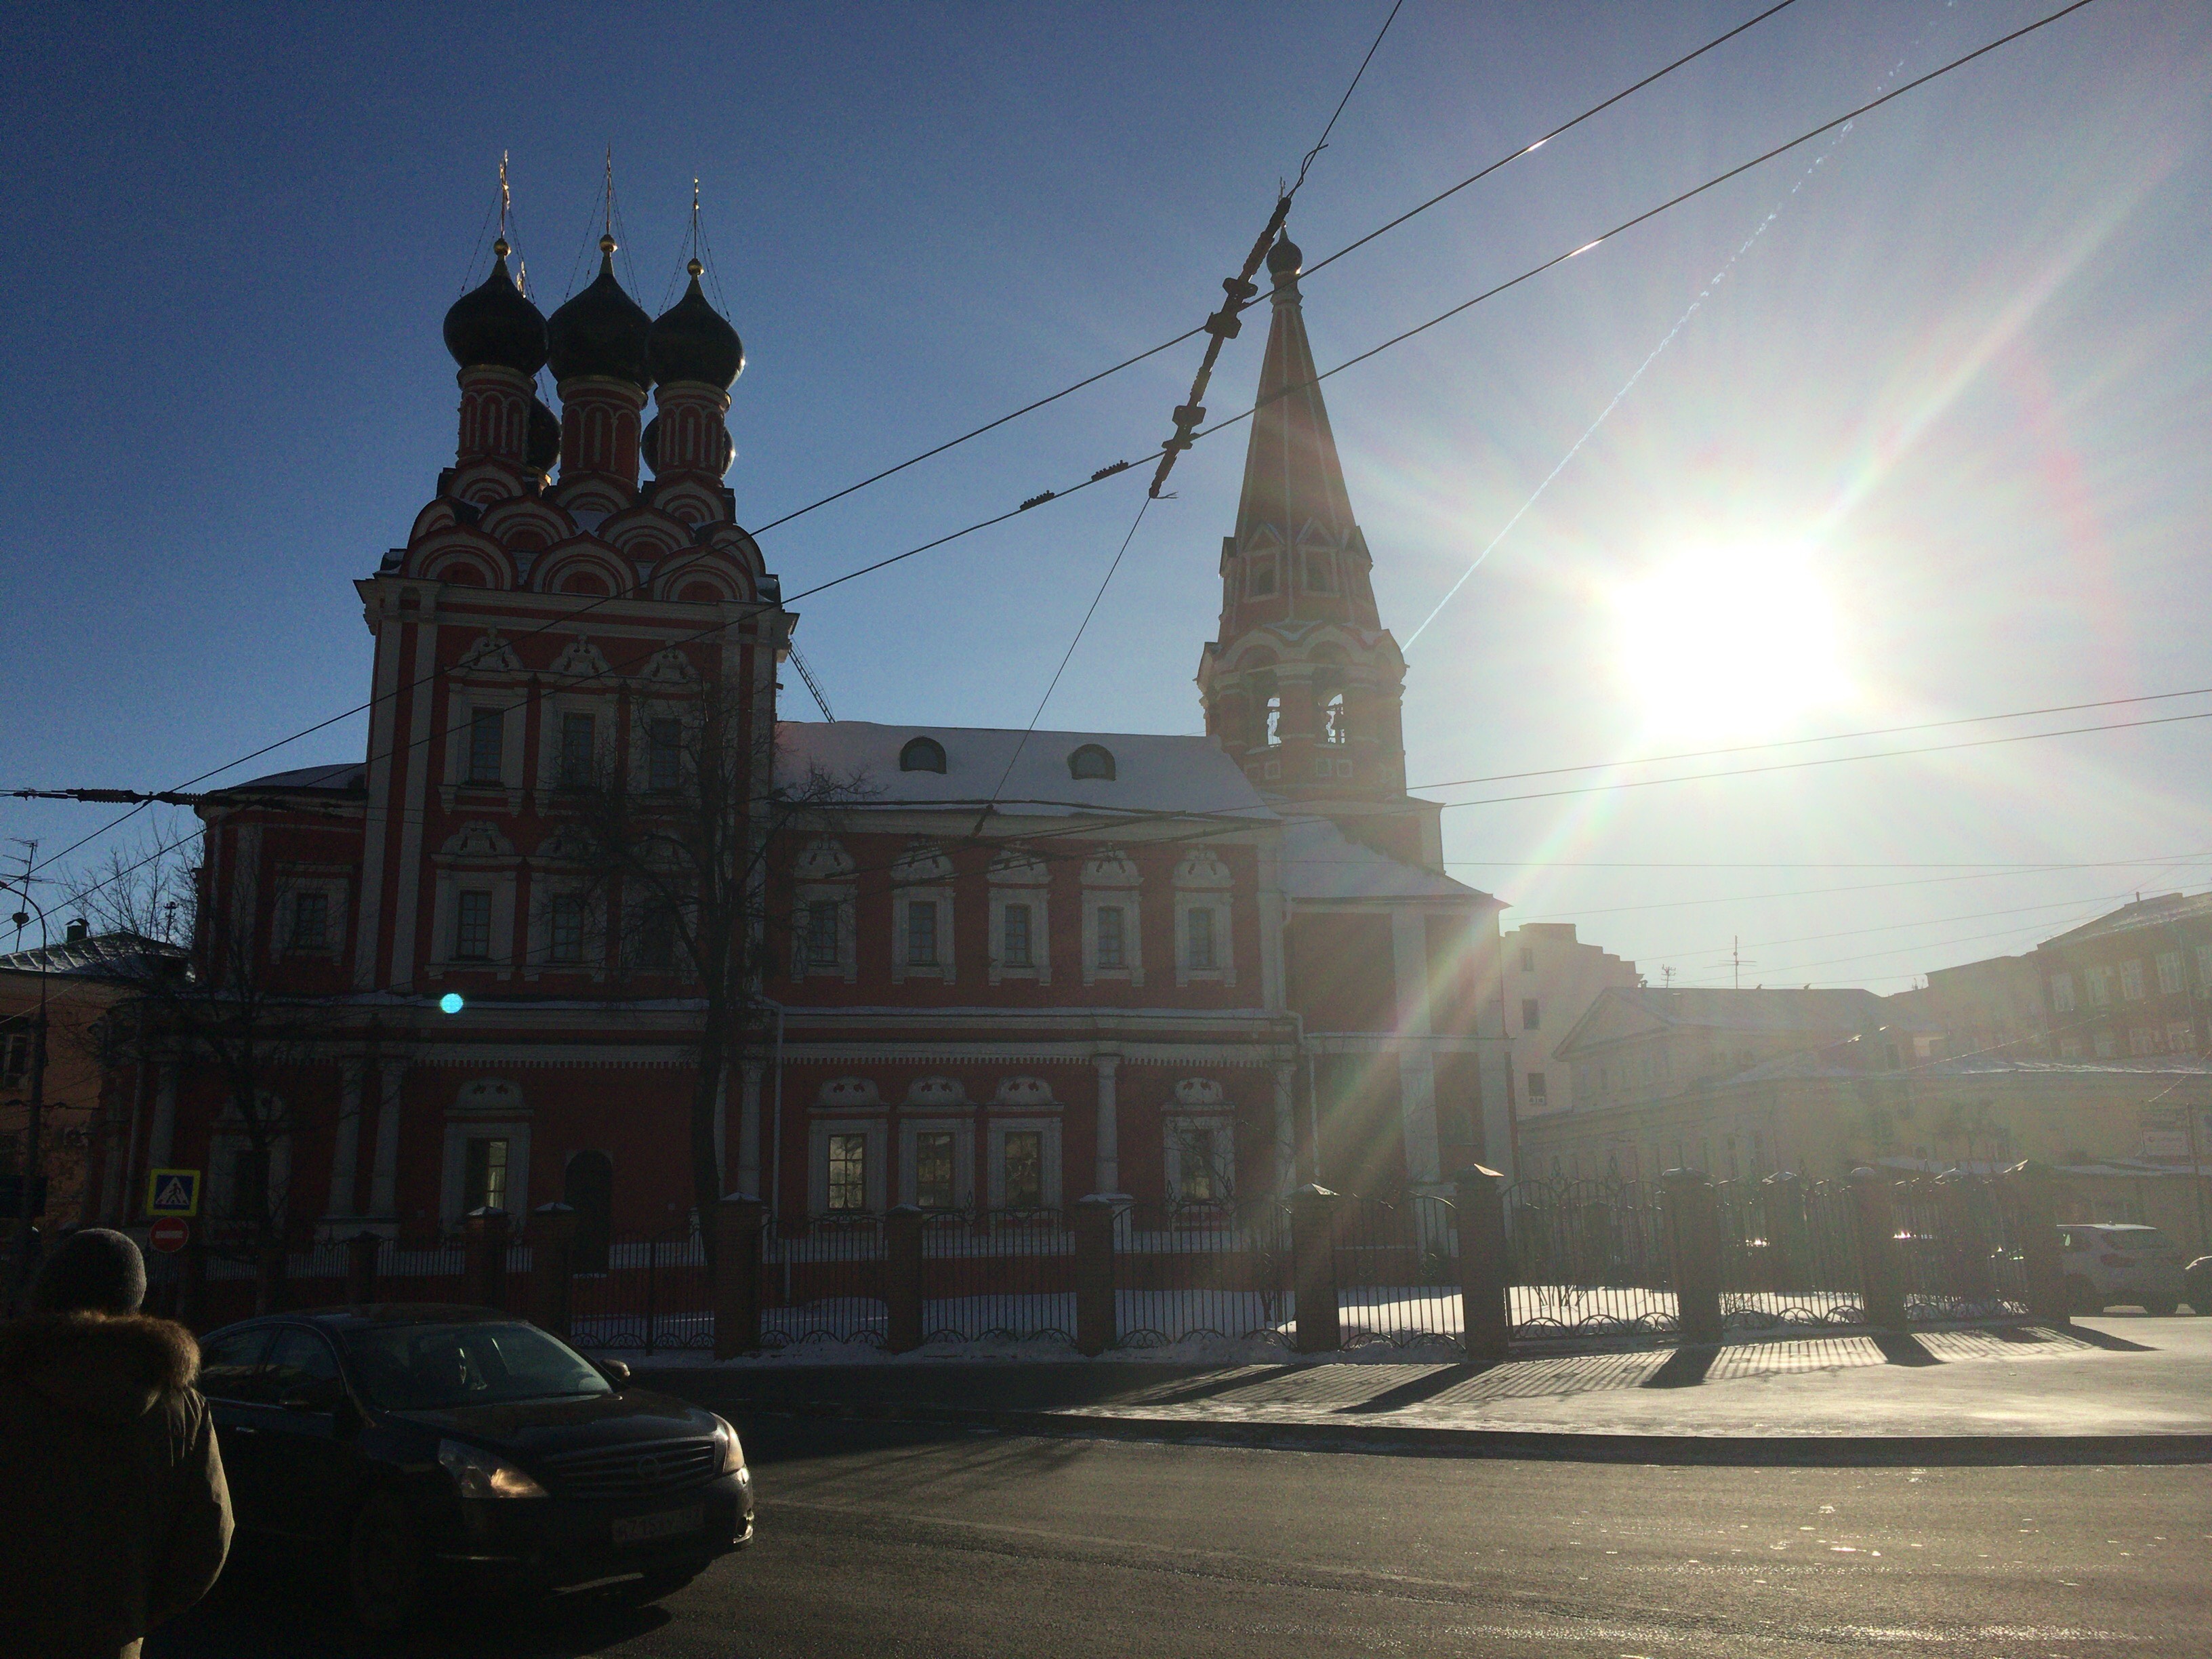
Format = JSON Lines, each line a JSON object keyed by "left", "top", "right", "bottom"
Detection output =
{"left": 758, "top": 1215, "right": 888, "bottom": 1350}
{"left": 1502, "top": 1177, "right": 1677, "bottom": 1340}
{"left": 1713, "top": 1179, "right": 1867, "bottom": 1330}
{"left": 1114, "top": 1200, "right": 1293, "bottom": 1349}
{"left": 1334, "top": 1193, "right": 1462, "bottom": 1349}
{"left": 569, "top": 1233, "right": 714, "bottom": 1354}
{"left": 920, "top": 1210, "right": 1076, "bottom": 1344}
{"left": 1889, "top": 1177, "right": 2033, "bottom": 1322}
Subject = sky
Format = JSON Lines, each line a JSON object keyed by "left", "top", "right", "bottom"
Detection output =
{"left": 1, "top": 0, "right": 2207, "bottom": 993}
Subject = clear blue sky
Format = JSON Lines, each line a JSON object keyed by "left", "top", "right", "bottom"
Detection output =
{"left": 2, "top": 1, "right": 2207, "bottom": 991}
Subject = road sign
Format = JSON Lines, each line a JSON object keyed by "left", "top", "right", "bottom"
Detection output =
{"left": 146, "top": 1168, "right": 201, "bottom": 1218}
{"left": 149, "top": 1216, "right": 190, "bottom": 1254}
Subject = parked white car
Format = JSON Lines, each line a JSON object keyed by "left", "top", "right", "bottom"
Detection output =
{"left": 2057, "top": 1223, "right": 2186, "bottom": 1315}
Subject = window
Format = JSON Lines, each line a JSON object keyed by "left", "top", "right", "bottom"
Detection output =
{"left": 2049, "top": 972, "right": 2076, "bottom": 1013}
{"left": 264, "top": 1328, "right": 345, "bottom": 1412}
{"left": 1002, "top": 902, "right": 1032, "bottom": 968}
{"left": 467, "top": 707, "right": 505, "bottom": 785}
{"left": 558, "top": 712, "right": 596, "bottom": 787}
{"left": 2094, "top": 1030, "right": 2117, "bottom": 1059}
{"left": 226, "top": 1144, "right": 270, "bottom": 1222}
{"left": 899, "top": 736, "right": 947, "bottom": 774}
{"left": 550, "top": 895, "right": 585, "bottom": 964}
{"left": 806, "top": 900, "right": 840, "bottom": 967}
{"left": 1519, "top": 947, "right": 1535, "bottom": 974}
{"left": 1248, "top": 555, "right": 1275, "bottom": 597}
{"left": 1263, "top": 695, "right": 1282, "bottom": 747}
{"left": 1001, "top": 1130, "right": 1043, "bottom": 1210}
{"left": 827, "top": 1133, "right": 867, "bottom": 1213}
{"left": 2059, "top": 1036, "right": 2083, "bottom": 1059}
{"left": 2199, "top": 946, "right": 2212, "bottom": 994}
{"left": 1525, "top": 1071, "right": 1547, "bottom": 1105}
{"left": 1303, "top": 552, "right": 1337, "bottom": 593}
{"left": 647, "top": 718, "right": 683, "bottom": 792}
{"left": 1174, "top": 1122, "right": 1220, "bottom": 1203}
{"left": 2087, "top": 966, "right": 2114, "bottom": 1007}
{"left": 635, "top": 900, "right": 677, "bottom": 970}
{"left": 1521, "top": 998, "right": 1540, "bottom": 1031}
{"left": 1095, "top": 905, "right": 1126, "bottom": 969}
{"left": 1068, "top": 744, "right": 1115, "bottom": 781}
{"left": 1, "top": 1033, "right": 26, "bottom": 1082}
{"left": 2165, "top": 1020, "right": 2196, "bottom": 1054}
{"left": 1320, "top": 691, "right": 1347, "bottom": 744}
{"left": 906, "top": 900, "right": 939, "bottom": 967}
{"left": 454, "top": 890, "right": 493, "bottom": 960}
{"left": 914, "top": 1132, "right": 956, "bottom": 1210}
{"left": 196, "top": 1329, "right": 274, "bottom": 1404}
{"left": 1187, "top": 906, "right": 1215, "bottom": 972}
{"left": 2157, "top": 951, "right": 2184, "bottom": 995}
{"left": 2121, "top": 959, "right": 2146, "bottom": 1001}
{"left": 291, "top": 890, "right": 329, "bottom": 951}
{"left": 2131, "top": 1027, "right": 2158, "bottom": 1055}
{"left": 462, "top": 1136, "right": 509, "bottom": 1212}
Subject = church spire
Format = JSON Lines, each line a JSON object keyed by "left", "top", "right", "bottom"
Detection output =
{"left": 1196, "top": 232, "right": 1414, "bottom": 842}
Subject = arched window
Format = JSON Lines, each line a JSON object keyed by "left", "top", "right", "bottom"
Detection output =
{"left": 1264, "top": 696, "right": 1282, "bottom": 748}
{"left": 899, "top": 736, "right": 947, "bottom": 774}
{"left": 1322, "top": 691, "right": 1347, "bottom": 745}
{"left": 1068, "top": 743, "right": 1116, "bottom": 781}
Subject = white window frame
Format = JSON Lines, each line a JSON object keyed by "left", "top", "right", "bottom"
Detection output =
{"left": 441, "top": 691, "right": 525, "bottom": 809}
{"left": 1080, "top": 851, "right": 1143, "bottom": 987}
{"left": 524, "top": 880, "right": 605, "bottom": 980}
{"left": 273, "top": 872, "right": 348, "bottom": 961}
{"left": 536, "top": 693, "right": 612, "bottom": 802}
{"left": 2156, "top": 951, "right": 2184, "bottom": 996}
{"left": 2087, "top": 966, "right": 2114, "bottom": 1008}
{"left": 985, "top": 1117, "right": 1062, "bottom": 1210}
{"left": 808, "top": 1118, "right": 886, "bottom": 1216}
{"left": 2121, "top": 959, "right": 2146, "bottom": 1002}
{"left": 439, "top": 1116, "right": 531, "bottom": 1225}
{"left": 792, "top": 882, "right": 857, "bottom": 983}
{"left": 208, "top": 1112, "right": 292, "bottom": 1224}
{"left": 2049, "top": 972, "right": 2076, "bottom": 1013}
{"left": 429, "top": 872, "right": 519, "bottom": 977}
{"left": 892, "top": 886, "right": 954, "bottom": 983}
{"left": 899, "top": 1118, "right": 974, "bottom": 1210}
{"left": 1162, "top": 1114, "right": 1235, "bottom": 1206}
{"left": 987, "top": 882, "right": 1052, "bottom": 987}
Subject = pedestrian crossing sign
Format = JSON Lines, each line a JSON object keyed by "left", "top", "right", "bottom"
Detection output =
{"left": 147, "top": 1168, "right": 201, "bottom": 1218}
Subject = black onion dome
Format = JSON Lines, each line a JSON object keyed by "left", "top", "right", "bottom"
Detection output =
{"left": 525, "top": 398, "right": 561, "bottom": 472}
{"left": 1266, "top": 234, "right": 1303, "bottom": 280}
{"left": 647, "top": 259, "right": 743, "bottom": 391}
{"left": 546, "top": 235, "right": 651, "bottom": 388}
{"left": 443, "top": 241, "right": 548, "bottom": 373}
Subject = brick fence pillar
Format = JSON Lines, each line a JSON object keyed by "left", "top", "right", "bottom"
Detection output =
{"left": 1074, "top": 1195, "right": 1118, "bottom": 1356}
{"left": 529, "top": 1203, "right": 578, "bottom": 1340}
{"left": 885, "top": 1205, "right": 924, "bottom": 1355}
{"left": 1454, "top": 1166, "right": 1511, "bottom": 1364}
{"left": 713, "top": 1195, "right": 769, "bottom": 1360}
{"left": 1662, "top": 1168, "right": 1725, "bottom": 1345}
{"left": 1848, "top": 1166, "right": 1906, "bottom": 1330}
{"left": 463, "top": 1208, "right": 511, "bottom": 1309}
{"left": 1290, "top": 1184, "right": 1340, "bottom": 1354}
{"left": 2001, "top": 1158, "right": 2068, "bottom": 1326}
{"left": 344, "top": 1230, "right": 381, "bottom": 1306}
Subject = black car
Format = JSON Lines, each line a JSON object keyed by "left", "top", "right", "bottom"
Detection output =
{"left": 196, "top": 1305, "right": 753, "bottom": 1629}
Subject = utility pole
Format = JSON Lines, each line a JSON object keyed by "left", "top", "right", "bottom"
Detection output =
{"left": 5, "top": 839, "right": 50, "bottom": 1306}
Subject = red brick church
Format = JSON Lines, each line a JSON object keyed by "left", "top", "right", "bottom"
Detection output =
{"left": 89, "top": 223, "right": 1512, "bottom": 1247}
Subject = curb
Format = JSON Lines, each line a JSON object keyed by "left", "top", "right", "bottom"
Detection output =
{"left": 702, "top": 1394, "right": 2212, "bottom": 1467}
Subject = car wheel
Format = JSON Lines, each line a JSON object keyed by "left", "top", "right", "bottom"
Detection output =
{"left": 348, "top": 1492, "right": 426, "bottom": 1632}
{"left": 2064, "top": 1275, "right": 2102, "bottom": 1315}
{"left": 2142, "top": 1297, "right": 2179, "bottom": 1317}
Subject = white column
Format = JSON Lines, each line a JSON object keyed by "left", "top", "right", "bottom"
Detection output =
{"left": 738, "top": 1060, "right": 764, "bottom": 1199}
{"left": 1093, "top": 1052, "right": 1121, "bottom": 1195}
{"left": 1272, "top": 1060, "right": 1298, "bottom": 1194}
{"left": 1390, "top": 909, "right": 1441, "bottom": 1186}
{"left": 325, "top": 1060, "right": 366, "bottom": 1219}
{"left": 367, "top": 1062, "right": 406, "bottom": 1218}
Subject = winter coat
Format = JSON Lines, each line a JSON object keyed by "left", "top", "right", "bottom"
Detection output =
{"left": 0, "top": 1311, "right": 233, "bottom": 1659}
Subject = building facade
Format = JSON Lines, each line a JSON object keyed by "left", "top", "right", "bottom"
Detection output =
{"left": 88, "top": 227, "right": 1512, "bottom": 1248}
{"left": 1500, "top": 922, "right": 1637, "bottom": 1125}
{"left": 2033, "top": 893, "right": 2212, "bottom": 1061}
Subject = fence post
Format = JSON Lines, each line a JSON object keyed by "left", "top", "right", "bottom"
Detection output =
{"left": 1847, "top": 1166, "right": 1906, "bottom": 1329}
{"left": 529, "top": 1203, "right": 577, "bottom": 1339}
{"left": 1290, "top": 1184, "right": 1340, "bottom": 1354}
{"left": 1661, "top": 1169, "right": 1725, "bottom": 1345}
{"left": 2001, "top": 1159, "right": 2067, "bottom": 1326}
{"left": 463, "top": 1207, "right": 511, "bottom": 1309}
{"left": 1759, "top": 1172, "right": 1807, "bottom": 1293}
{"left": 344, "top": 1230, "right": 381, "bottom": 1305}
{"left": 1074, "top": 1195, "right": 1118, "bottom": 1356}
{"left": 713, "top": 1195, "right": 769, "bottom": 1360}
{"left": 885, "top": 1204, "right": 925, "bottom": 1354}
{"left": 1933, "top": 1168, "right": 1992, "bottom": 1305}
{"left": 1454, "top": 1166, "right": 1511, "bottom": 1365}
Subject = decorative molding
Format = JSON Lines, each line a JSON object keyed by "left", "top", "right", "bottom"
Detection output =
{"left": 457, "top": 629, "right": 525, "bottom": 674}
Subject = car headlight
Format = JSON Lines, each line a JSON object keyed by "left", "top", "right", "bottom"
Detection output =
{"left": 710, "top": 1414, "right": 747, "bottom": 1477}
{"left": 438, "top": 1438, "right": 548, "bottom": 1500}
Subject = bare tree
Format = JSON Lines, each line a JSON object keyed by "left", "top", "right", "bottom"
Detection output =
{"left": 566, "top": 674, "right": 867, "bottom": 1261}
{"left": 69, "top": 823, "right": 339, "bottom": 1298}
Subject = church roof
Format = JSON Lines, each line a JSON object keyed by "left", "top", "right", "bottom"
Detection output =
{"left": 1232, "top": 236, "right": 1359, "bottom": 554}
{"left": 1278, "top": 813, "right": 1483, "bottom": 903}
{"left": 217, "top": 763, "right": 367, "bottom": 796}
{"left": 775, "top": 721, "right": 1272, "bottom": 821}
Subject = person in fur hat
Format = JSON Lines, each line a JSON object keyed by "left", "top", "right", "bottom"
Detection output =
{"left": 0, "top": 1228, "right": 232, "bottom": 1658}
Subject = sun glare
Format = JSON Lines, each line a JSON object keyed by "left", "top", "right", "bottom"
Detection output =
{"left": 1612, "top": 539, "right": 1850, "bottom": 739}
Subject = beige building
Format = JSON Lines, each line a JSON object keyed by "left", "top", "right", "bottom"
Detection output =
{"left": 1501, "top": 922, "right": 1637, "bottom": 1124}
{"left": 1887, "top": 951, "right": 2049, "bottom": 1061}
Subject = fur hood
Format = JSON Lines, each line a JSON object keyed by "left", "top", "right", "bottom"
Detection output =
{"left": 0, "top": 1311, "right": 201, "bottom": 1423}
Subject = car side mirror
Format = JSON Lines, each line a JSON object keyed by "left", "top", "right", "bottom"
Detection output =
{"left": 596, "top": 1359, "right": 631, "bottom": 1387}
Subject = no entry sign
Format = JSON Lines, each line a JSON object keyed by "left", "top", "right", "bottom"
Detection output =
{"left": 149, "top": 1216, "right": 190, "bottom": 1254}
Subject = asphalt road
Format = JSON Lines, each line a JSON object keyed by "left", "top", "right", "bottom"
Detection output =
{"left": 152, "top": 1415, "right": 2208, "bottom": 1658}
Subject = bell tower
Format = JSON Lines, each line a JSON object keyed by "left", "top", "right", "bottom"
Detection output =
{"left": 1197, "top": 236, "right": 1431, "bottom": 862}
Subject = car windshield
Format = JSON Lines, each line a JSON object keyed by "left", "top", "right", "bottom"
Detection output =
{"left": 2114, "top": 1230, "right": 2172, "bottom": 1251}
{"left": 341, "top": 1322, "right": 612, "bottom": 1411}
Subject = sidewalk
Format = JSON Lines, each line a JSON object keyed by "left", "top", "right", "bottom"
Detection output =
{"left": 656, "top": 1317, "right": 2212, "bottom": 1465}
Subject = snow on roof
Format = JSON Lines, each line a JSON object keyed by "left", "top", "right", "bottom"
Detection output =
{"left": 1278, "top": 813, "right": 1481, "bottom": 903}
{"left": 0, "top": 930, "right": 184, "bottom": 978}
{"left": 219, "top": 762, "right": 367, "bottom": 795}
{"left": 2041, "top": 890, "right": 2212, "bottom": 947}
{"left": 774, "top": 721, "right": 1273, "bottom": 822}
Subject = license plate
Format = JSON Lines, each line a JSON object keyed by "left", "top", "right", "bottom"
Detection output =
{"left": 613, "top": 1506, "right": 704, "bottom": 1547}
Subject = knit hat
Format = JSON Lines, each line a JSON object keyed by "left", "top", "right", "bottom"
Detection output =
{"left": 30, "top": 1228, "right": 148, "bottom": 1315}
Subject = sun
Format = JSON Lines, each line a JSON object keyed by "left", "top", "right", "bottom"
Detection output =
{"left": 1611, "top": 539, "right": 1851, "bottom": 739}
